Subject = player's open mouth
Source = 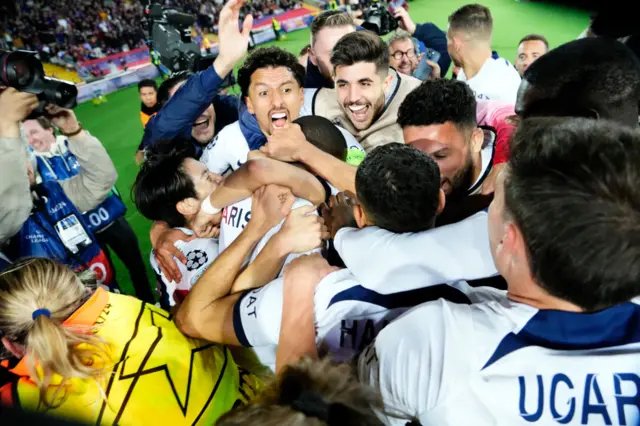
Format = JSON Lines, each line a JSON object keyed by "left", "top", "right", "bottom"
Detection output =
{"left": 347, "top": 104, "right": 370, "bottom": 121}
{"left": 193, "top": 117, "right": 209, "bottom": 129}
{"left": 271, "top": 111, "right": 288, "bottom": 129}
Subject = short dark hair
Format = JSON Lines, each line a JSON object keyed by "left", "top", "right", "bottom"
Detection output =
{"left": 518, "top": 34, "right": 549, "bottom": 50}
{"left": 506, "top": 117, "right": 640, "bottom": 311}
{"left": 448, "top": 4, "right": 493, "bottom": 40}
{"left": 293, "top": 115, "right": 347, "bottom": 161}
{"left": 310, "top": 10, "right": 354, "bottom": 46}
{"left": 157, "top": 71, "right": 192, "bottom": 106}
{"left": 521, "top": 38, "right": 640, "bottom": 125}
{"left": 398, "top": 79, "right": 477, "bottom": 133}
{"left": 356, "top": 143, "right": 440, "bottom": 233}
{"left": 237, "top": 47, "right": 305, "bottom": 98}
{"left": 331, "top": 31, "right": 389, "bottom": 75}
{"left": 138, "top": 79, "right": 158, "bottom": 92}
{"left": 132, "top": 139, "right": 198, "bottom": 228}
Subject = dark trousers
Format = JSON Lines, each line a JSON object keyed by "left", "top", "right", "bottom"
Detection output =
{"left": 95, "top": 216, "right": 155, "bottom": 303}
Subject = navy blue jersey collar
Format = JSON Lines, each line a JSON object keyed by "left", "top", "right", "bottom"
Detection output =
{"left": 483, "top": 302, "right": 640, "bottom": 370}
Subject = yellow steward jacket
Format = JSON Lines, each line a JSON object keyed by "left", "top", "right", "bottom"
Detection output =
{"left": 0, "top": 288, "right": 261, "bottom": 425}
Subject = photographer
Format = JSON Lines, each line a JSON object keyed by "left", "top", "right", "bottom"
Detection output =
{"left": 391, "top": 7, "right": 451, "bottom": 76}
{"left": 0, "top": 88, "right": 118, "bottom": 287}
{"left": 24, "top": 117, "right": 155, "bottom": 303}
{"left": 138, "top": 0, "right": 252, "bottom": 153}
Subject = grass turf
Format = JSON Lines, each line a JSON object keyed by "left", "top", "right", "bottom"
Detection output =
{"left": 74, "top": 0, "right": 590, "bottom": 296}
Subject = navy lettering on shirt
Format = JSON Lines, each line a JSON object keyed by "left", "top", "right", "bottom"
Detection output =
{"left": 518, "top": 373, "right": 640, "bottom": 425}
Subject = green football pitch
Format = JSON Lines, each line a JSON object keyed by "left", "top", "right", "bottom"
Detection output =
{"left": 74, "top": 0, "right": 590, "bottom": 296}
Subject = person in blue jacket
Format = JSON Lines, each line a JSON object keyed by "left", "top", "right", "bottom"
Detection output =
{"left": 23, "top": 117, "right": 155, "bottom": 303}
{"left": 138, "top": 0, "right": 254, "bottom": 156}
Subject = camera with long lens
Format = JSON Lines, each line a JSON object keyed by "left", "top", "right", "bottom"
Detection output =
{"left": 145, "top": 3, "right": 217, "bottom": 73}
{"left": 361, "top": 1, "right": 399, "bottom": 36}
{"left": 0, "top": 50, "right": 78, "bottom": 117}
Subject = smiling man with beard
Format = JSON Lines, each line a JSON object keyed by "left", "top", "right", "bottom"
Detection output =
{"left": 305, "top": 30, "right": 421, "bottom": 152}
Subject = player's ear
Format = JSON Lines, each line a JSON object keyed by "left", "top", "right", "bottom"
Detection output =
{"left": 470, "top": 127, "right": 484, "bottom": 154}
{"left": 246, "top": 96, "right": 255, "bottom": 115}
{"left": 177, "top": 198, "right": 199, "bottom": 216}
{"left": 2, "top": 338, "right": 25, "bottom": 359}
{"left": 436, "top": 188, "right": 446, "bottom": 215}
{"left": 353, "top": 204, "right": 370, "bottom": 229}
{"left": 309, "top": 47, "right": 318, "bottom": 67}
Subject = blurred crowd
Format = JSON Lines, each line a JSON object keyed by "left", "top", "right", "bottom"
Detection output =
{"left": 0, "top": 0, "right": 302, "bottom": 66}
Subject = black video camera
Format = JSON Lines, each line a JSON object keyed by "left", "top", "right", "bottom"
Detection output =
{"left": 361, "top": 1, "right": 399, "bottom": 36}
{"left": 0, "top": 50, "right": 78, "bottom": 117}
{"left": 145, "top": 3, "right": 217, "bottom": 73}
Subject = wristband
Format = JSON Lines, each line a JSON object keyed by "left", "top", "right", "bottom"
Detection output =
{"left": 60, "top": 122, "right": 83, "bottom": 137}
{"left": 201, "top": 196, "right": 221, "bottom": 215}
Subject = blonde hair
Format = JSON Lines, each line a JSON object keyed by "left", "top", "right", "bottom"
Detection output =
{"left": 218, "top": 358, "right": 395, "bottom": 426}
{"left": 0, "top": 258, "right": 111, "bottom": 408}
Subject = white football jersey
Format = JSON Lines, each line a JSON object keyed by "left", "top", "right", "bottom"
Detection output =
{"left": 358, "top": 294, "right": 640, "bottom": 426}
{"left": 219, "top": 196, "right": 324, "bottom": 276}
{"left": 199, "top": 121, "right": 250, "bottom": 175}
{"left": 200, "top": 99, "right": 364, "bottom": 176}
{"left": 233, "top": 211, "right": 500, "bottom": 369}
{"left": 150, "top": 228, "right": 219, "bottom": 306}
{"left": 458, "top": 57, "right": 522, "bottom": 103}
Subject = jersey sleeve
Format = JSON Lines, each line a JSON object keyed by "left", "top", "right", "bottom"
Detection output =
{"left": 233, "top": 278, "right": 284, "bottom": 347}
{"left": 336, "top": 126, "right": 366, "bottom": 166}
{"left": 333, "top": 211, "right": 498, "bottom": 293}
{"left": 200, "top": 134, "right": 231, "bottom": 175}
{"left": 300, "top": 88, "right": 319, "bottom": 117}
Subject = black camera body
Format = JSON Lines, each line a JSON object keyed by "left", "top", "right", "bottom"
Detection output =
{"left": 361, "top": 2, "right": 399, "bottom": 36}
{"left": 0, "top": 50, "right": 78, "bottom": 117}
{"left": 145, "top": 3, "right": 217, "bottom": 73}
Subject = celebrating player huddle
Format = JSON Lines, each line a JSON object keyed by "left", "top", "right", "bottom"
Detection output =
{"left": 2, "top": 0, "right": 640, "bottom": 424}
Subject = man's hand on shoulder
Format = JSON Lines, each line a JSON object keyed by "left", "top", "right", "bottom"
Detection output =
{"left": 322, "top": 191, "right": 359, "bottom": 239}
{"left": 152, "top": 226, "right": 196, "bottom": 283}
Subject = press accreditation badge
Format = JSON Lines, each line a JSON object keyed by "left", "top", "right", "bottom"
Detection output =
{"left": 54, "top": 214, "right": 92, "bottom": 253}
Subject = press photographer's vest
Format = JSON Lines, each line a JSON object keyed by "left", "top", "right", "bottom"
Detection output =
{"left": 0, "top": 289, "right": 261, "bottom": 426}
{"left": 35, "top": 138, "right": 126, "bottom": 234}
{"left": 310, "top": 70, "right": 421, "bottom": 152}
{"left": 6, "top": 181, "right": 113, "bottom": 286}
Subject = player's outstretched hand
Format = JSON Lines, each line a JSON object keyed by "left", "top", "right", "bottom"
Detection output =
{"left": 261, "top": 124, "right": 308, "bottom": 162}
{"left": 215, "top": 0, "right": 253, "bottom": 77}
{"left": 278, "top": 205, "right": 330, "bottom": 254}
{"left": 322, "top": 191, "right": 359, "bottom": 239}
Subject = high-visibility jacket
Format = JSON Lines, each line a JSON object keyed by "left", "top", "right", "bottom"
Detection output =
{"left": 0, "top": 289, "right": 261, "bottom": 425}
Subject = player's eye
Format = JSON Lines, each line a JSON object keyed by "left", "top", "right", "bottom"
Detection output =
{"left": 259, "top": 91, "right": 268, "bottom": 97}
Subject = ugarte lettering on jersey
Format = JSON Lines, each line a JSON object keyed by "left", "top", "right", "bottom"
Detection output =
{"left": 518, "top": 373, "right": 640, "bottom": 425}
{"left": 221, "top": 206, "right": 251, "bottom": 230}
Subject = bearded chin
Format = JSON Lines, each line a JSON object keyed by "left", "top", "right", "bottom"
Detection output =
{"left": 448, "top": 156, "right": 476, "bottom": 201}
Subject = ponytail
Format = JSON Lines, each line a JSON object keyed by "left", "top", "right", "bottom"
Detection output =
{"left": 0, "top": 259, "right": 111, "bottom": 408}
